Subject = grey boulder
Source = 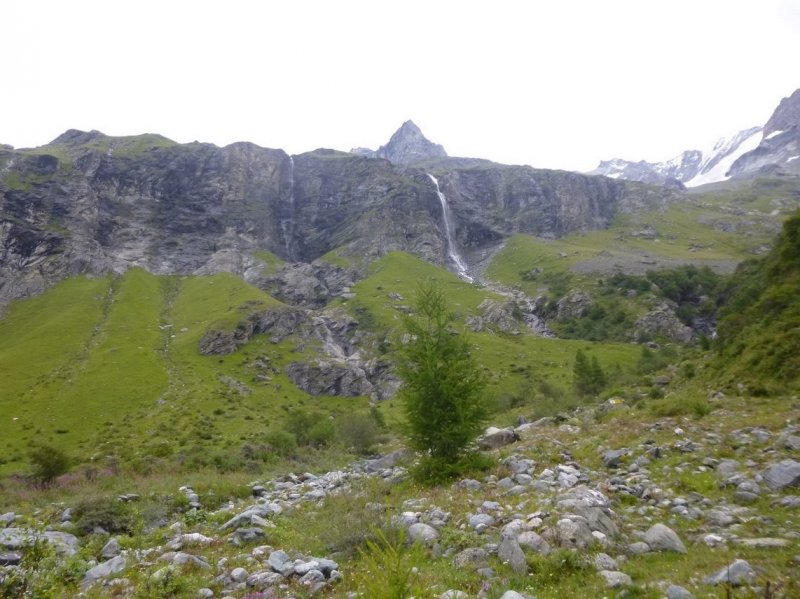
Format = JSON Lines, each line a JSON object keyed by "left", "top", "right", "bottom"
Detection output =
{"left": 479, "top": 427, "right": 520, "bottom": 450}
{"left": 763, "top": 460, "right": 800, "bottom": 490}
{"left": 598, "top": 570, "right": 632, "bottom": 588}
{"left": 407, "top": 522, "right": 439, "bottom": 544}
{"left": 644, "top": 523, "right": 687, "bottom": 553}
{"left": 81, "top": 555, "right": 127, "bottom": 588}
{"left": 0, "top": 528, "right": 79, "bottom": 556}
{"left": 666, "top": 584, "right": 693, "bottom": 598}
{"left": 497, "top": 532, "right": 527, "bottom": 574}
{"left": 703, "top": 559, "right": 757, "bottom": 586}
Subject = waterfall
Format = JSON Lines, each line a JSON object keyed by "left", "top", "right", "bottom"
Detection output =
{"left": 281, "top": 155, "right": 295, "bottom": 260}
{"left": 427, "top": 174, "right": 473, "bottom": 282}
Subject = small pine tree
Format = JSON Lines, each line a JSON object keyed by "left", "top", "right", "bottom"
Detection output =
{"left": 572, "top": 349, "right": 592, "bottom": 396}
{"left": 590, "top": 356, "right": 607, "bottom": 391}
{"left": 573, "top": 350, "right": 606, "bottom": 396}
{"left": 397, "top": 283, "right": 488, "bottom": 482}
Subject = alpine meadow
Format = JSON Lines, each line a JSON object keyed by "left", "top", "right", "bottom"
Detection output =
{"left": 2, "top": 86, "right": 800, "bottom": 599}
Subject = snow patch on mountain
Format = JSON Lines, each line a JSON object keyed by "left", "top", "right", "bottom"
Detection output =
{"left": 684, "top": 128, "right": 763, "bottom": 187}
{"left": 590, "top": 126, "right": 763, "bottom": 187}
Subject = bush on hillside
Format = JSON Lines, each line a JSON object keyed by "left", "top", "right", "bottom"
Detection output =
{"left": 339, "top": 413, "right": 382, "bottom": 455}
{"left": 264, "top": 429, "right": 298, "bottom": 457}
{"left": 29, "top": 445, "right": 70, "bottom": 487}
{"left": 73, "top": 496, "right": 136, "bottom": 534}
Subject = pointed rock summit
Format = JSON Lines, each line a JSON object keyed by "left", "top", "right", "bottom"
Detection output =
{"left": 764, "top": 88, "right": 800, "bottom": 137}
{"left": 369, "top": 120, "right": 447, "bottom": 165}
{"left": 729, "top": 87, "right": 800, "bottom": 178}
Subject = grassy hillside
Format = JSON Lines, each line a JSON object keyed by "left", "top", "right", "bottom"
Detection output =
{"left": 344, "top": 252, "right": 641, "bottom": 423}
{"left": 716, "top": 208, "right": 800, "bottom": 392}
{"left": 0, "top": 254, "right": 647, "bottom": 477}
{"left": 488, "top": 177, "right": 800, "bottom": 294}
{"left": 0, "top": 269, "right": 366, "bottom": 475}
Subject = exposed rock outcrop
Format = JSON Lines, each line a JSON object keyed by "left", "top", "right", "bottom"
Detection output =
{"left": 199, "top": 305, "right": 307, "bottom": 355}
{"left": 729, "top": 88, "right": 800, "bottom": 179}
{"left": 633, "top": 301, "right": 693, "bottom": 343}
{"left": 1, "top": 128, "right": 676, "bottom": 313}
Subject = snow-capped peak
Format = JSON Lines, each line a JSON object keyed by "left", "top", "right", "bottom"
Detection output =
{"left": 590, "top": 126, "right": 762, "bottom": 187}
{"left": 683, "top": 126, "right": 762, "bottom": 187}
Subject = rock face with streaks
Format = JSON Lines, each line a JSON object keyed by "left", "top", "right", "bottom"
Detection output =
{"left": 0, "top": 125, "right": 675, "bottom": 313}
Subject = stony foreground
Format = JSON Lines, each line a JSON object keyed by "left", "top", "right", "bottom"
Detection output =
{"left": 1, "top": 394, "right": 799, "bottom": 598}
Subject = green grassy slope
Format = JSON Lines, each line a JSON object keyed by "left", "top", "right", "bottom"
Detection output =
{"left": 716, "top": 209, "right": 800, "bottom": 392}
{"left": 345, "top": 252, "right": 641, "bottom": 424}
{"left": 0, "top": 267, "right": 401, "bottom": 475}
{"left": 488, "top": 178, "right": 800, "bottom": 297}
{"left": 0, "top": 276, "right": 111, "bottom": 467}
{"left": 0, "top": 253, "right": 644, "bottom": 475}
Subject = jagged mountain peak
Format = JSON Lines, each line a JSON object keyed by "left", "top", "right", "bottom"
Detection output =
{"left": 351, "top": 120, "right": 447, "bottom": 164}
{"left": 729, "top": 87, "right": 800, "bottom": 179}
{"left": 377, "top": 120, "right": 448, "bottom": 164}
{"left": 394, "top": 119, "right": 424, "bottom": 136}
{"left": 593, "top": 87, "right": 800, "bottom": 187}
{"left": 764, "top": 88, "right": 800, "bottom": 137}
{"left": 591, "top": 126, "right": 763, "bottom": 188}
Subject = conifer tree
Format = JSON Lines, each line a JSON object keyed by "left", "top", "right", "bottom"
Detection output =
{"left": 573, "top": 349, "right": 605, "bottom": 396}
{"left": 397, "top": 283, "right": 488, "bottom": 481}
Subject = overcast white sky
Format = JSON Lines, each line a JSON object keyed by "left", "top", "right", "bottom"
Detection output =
{"left": 3, "top": 0, "right": 799, "bottom": 171}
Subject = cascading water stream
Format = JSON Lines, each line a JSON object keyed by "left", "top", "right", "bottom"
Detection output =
{"left": 427, "top": 174, "right": 473, "bottom": 282}
{"left": 280, "top": 155, "right": 295, "bottom": 260}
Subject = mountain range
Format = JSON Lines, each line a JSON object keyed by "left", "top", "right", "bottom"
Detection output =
{"left": 2, "top": 85, "right": 800, "bottom": 599}
{"left": 590, "top": 88, "right": 800, "bottom": 187}
{"left": 0, "top": 121, "right": 675, "bottom": 314}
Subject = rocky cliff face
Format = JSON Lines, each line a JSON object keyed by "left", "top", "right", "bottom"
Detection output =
{"left": 729, "top": 89, "right": 800, "bottom": 179}
{"left": 764, "top": 89, "right": 800, "bottom": 137}
{"left": 0, "top": 127, "right": 675, "bottom": 312}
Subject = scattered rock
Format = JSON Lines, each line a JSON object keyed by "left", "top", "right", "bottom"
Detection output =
{"left": 593, "top": 553, "right": 618, "bottom": 571}
{"left": 231, "top": 528, "right": 266, "bottom": 544}
{"left": 763, "top": 459, "right": 800, "bottom": 490}
{"left": 602, "top": 448, "right": 628, "bottom": 468}
{"left": 100, "top": 537, "right": 121, "bottom": 559}
{"left": 0, "top": 513, "right": 15, "bottom": 526}
{"left": 0, "top": 528, "right": 79, "bottom": 556}
{"left": 598, "top": 570, "right": 632, "bottom": 588}
{"left": 644, "top": 524, "right": 687, "bottom": 553}
{"left": 453, "top": 547, "right": 489, "bottom": 569}
{"left": 478, "top": 427, "right": 520, "bottom": 450}
{"left": 627, "top": 541, "right": 650, "bottom": 555}
{"left": 407, "top": 522, "right": 439, "bottom": 544}
{"left": 81, "top": 555, "right": 127, "bottom": 588}
{"left": 498, "top": 532, "right": 528, "bottom": 574}
{"left": 734, "top": 538, "right": 791, "bottom": 549}
{"left": 0, "top": 551, "right": 21, "bottom": 566}
{"left": 517, "top": 531, "right": 550, "bottom": 555}
{"left": 665, "top": 584, "right": 693, "bottom": 599}
{"left": 499, "top": 590, "right": 534, "bottom": 599}
{"left": 703, "top": 559, "right": 757, "bottom": 587}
